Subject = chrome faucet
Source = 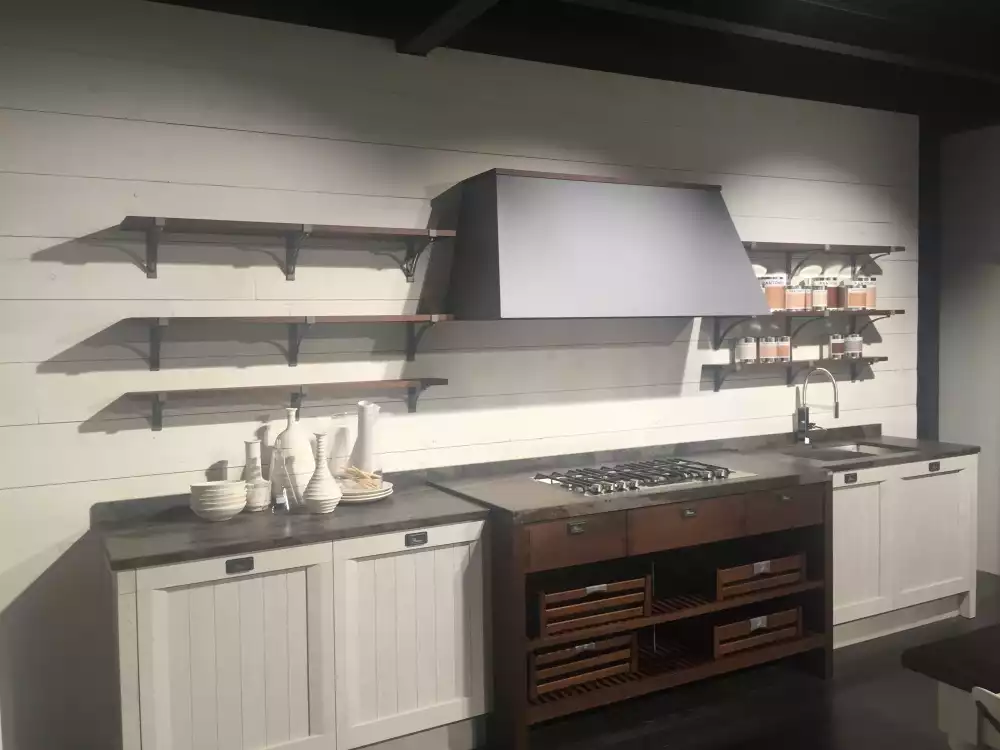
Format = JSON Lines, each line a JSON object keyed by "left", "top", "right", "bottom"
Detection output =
{"left": 796, "top": 367, "right": 840, "bottom": 443}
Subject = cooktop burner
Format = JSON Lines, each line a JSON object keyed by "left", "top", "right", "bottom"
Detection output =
{"left": 533, "top": 457, "right": 748, "bottom": 495}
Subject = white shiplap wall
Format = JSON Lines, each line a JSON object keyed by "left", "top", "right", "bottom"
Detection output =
{"left": 0, "top": 0, "right": 917, "bottom": 618}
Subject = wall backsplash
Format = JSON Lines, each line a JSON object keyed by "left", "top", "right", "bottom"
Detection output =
{"left": 0, "top": 1, "right": 917, "bottom": 744}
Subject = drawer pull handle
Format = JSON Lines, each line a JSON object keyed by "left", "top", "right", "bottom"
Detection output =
{"left": 584, "top": 584, "right": 608, "bottom": 595}
{"left": 778, "top": 494, "right": 793, "bottom": 502}
{"left": 929, "top": 461, "right": 941, "bottom": 473}
{"left": 681, "top": 508, "right": 697, "bottom": 519}
{"left": 845, "top": 473, "right": 858, "bottom": 484}
{"left": 750, "top": 616, "right": 769, "bottom": 632}
{"left": 225, "top": 557, "right": 254, "bottom": 575}
{"left": 573, "top": 642, "right": 597, "bottom": 654}
{"left": 405, "top": 532, "right": 428, "bottom": 547}
{"left": 567, "top": 521, "right": 587, "bottom": 535}
{"left": 752, "top": 560, "right": 772, "bottom": 576}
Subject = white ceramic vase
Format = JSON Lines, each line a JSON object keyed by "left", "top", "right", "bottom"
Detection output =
{"left": 244, "top": 440, "right": 269, "bottom": 512}
{"left": 304, "top": 433, "right": 341, "bottom": 514}
{"left": 272, "top": 408, "right": 314, "bottom": 510}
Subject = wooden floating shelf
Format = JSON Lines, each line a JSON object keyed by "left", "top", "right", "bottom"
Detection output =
{"left": 529, "top": 579, "right": 823, "bottom": 651}
{"left": 704, "top": 357, "right": 889, "bottom": 391}
{"left": 710, "top": 309, "right": 905, "bottom": 350}
{"left": 742, "top": 240, "right": 905, "bottom": 278}
{"left": 119, "top": 216, "right": 456, "bottom": 281}
{"left": 128, "top": 377, "right": 448, "bottom": 431}
{"left": 132, "top": 314, "right": 454, "bottom": 370}
{"left": 527, "top": 633, "right": 826, "bottom": 724}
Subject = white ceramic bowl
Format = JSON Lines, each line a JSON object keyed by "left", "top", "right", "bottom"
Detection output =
{"left": 191, "top": 500, "right": 246, "bottom": 522}
{"left": 306, "top": 496, "right": 340, "bottom": 515}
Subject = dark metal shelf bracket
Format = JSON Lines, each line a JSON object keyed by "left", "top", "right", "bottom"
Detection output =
{"left": 145, "top": 218, "right": 164, "bottom": 279}
{"left": 290, "top": 388, "right": 306, "bottom": 418}
{"left": 406, "top": 320, "right": 438, "bottom": 361}
{"left": 284, "top": 225, "right": 313, "bottom": 281}
{"left": 407, "top": 384, "right": 428, "bottom": 413}
{"left": 854, "top": 313, "right": 893, "bottom": 337}
{"left": 712, "top": 317, "right": 756, "bottom": 350}
{"left": 288, "top": 317, "right": 315, "bottom": 367}
{"left": 151, "top": 393, "right": 166, "bottom": 431}
{"left": 148, "top": 318, "right": 168, "bottom": 371}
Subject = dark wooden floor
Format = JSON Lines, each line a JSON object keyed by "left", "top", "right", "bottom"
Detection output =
{"left": 532, "top": 573, "right": 1000, "bottom": 750}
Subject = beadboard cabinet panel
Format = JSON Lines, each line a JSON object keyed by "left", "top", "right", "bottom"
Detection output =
{"left": 333, "top": 522, "right": 487, "bottom": 750}
{"left": 833, "top": 478, "right": 893, "bottom": 624}
{"left": 130, "top": 545, "right": 335, "bottom": 750}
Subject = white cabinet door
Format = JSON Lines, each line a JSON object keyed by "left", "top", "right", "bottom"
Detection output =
{"left": 133, "top": 544, "right": 336, "bottom": 750}
{"left": 891, "top": 461, "right": 974, "bottom": 609}
{"left": 333, "top": 521, "right": 486, "bottom": 750}
{"left": 833, "top": 476, "right": 893, "bottom": 624}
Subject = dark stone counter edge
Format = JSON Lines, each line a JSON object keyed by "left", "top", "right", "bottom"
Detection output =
{"left": 103, "top": 507, "right": 490, "bottom": 571}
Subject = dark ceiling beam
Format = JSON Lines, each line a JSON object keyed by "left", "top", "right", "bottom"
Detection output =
{"left": 561, "top": 0, "right": 1000, "bottom": 85}
{"left": 396, "top": 0, "right": 503, "bottom": 56}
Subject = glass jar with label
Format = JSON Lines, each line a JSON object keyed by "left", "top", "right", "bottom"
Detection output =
{"left": 784, "top": 284, "right": 807, "bottom": 311}
{"left": 810, "top": 280, "right": 828, "bottom": 311}
{"left": 776, "top": 336, "right": 791, "bottom": 362}
{"left": 761, "top": 275, "right": 787, "bottom": 311}
{"left": 846, "top": 281, "right": 868, "bottom": 310}
{"left": 830, "top": 334, "right": 845, "bottom": 360}
{"left": 864, "top": 276, "right": 877, "bottom": 309}
{"left": 846, "top": 333, "right": 864, "bottom": 359}
{"left": 736, "top": 337, "right": 757, "bottom": 364}
{"left": 759, "top": 337, "right": 778, "bottom": 362}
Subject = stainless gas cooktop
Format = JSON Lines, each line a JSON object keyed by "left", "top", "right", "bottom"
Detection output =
{"left": 533, "top": 457, "right": 755, "bottom": 496}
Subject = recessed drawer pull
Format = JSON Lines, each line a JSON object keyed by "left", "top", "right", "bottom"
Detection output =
{"left": 752, "top": 560, "right": 772, "bottom": 576}
{"left": 585, "top": 584, "right": 608, "bottom": 595}
{"left": 750, "top": 616, "right": 769, "bottom": 632}
{"left": 567, "top": 520, "right": 587, "bottom": 535}
{"left": 778, "top": 494, "right": 793, "bottom": 502}
{"left": 681, "top": 508, "right": 697, "bottom": 519}
{"left": 404, "top": 531, "right": 428, "bottom": 547}
{"left": 225, "top": 557, "right": 254, "bottom": 575}
{"left": 573, "top": 642, "right": 597, "bottom": 654}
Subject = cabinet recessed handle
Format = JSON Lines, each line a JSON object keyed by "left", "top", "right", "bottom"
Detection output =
{"left": 844, "top": 473, "right": 858, "bottom": 484}
{"left": 778, "top": 494, "right": 793, "bottom": 502}
{"left": 405, "top": 532, "right": 428, "bottom": 547}
{"left": 681, "top": 508, "right": 697, "bottom": 519}
{"left": 929, "top": 461, "right": 941, "bottom": 473}
{"left": 225, "top": 557, "right": 254, "bottom": 575}
{"left": 573, "top": 642, "right": 597, "bottom": 654}
{"left": 567, "top": 521, "right": 587, "bottom": 535}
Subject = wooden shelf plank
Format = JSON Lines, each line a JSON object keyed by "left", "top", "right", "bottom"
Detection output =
{"left": 529, "top": 580, "right": 824, "bottom": 651}
{"left": 743, "top": 241, "right": 905, "bottom": 255}
{"left": 703, "top": 356, "right": 888, "bottom": 374}
{"left": 718, "top": 309, "right": 904, "bottom": 318}
{"left": 127, "top": 378, "right": 448, "bottom": 400}
{"left": 527, "top": 633, "right": 826, "bottom": 724}
{"left": 120, "top": 216, "right": 456, "bottom": 240}
{"left": 132, "top": 314, "right": 454, "bottom": 325}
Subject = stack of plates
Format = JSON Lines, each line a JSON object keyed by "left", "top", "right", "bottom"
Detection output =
{"left": 339, "top": 480, "right": 394, "bottom": 504}
{"left": 190, "top": 480, "right": 247, "bottom": 521}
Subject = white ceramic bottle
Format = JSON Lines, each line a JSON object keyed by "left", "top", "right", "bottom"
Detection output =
{"left": 243, "top": 439, "right": 270, "bottom": 512}
{"left": 304, "top": 433, "right": 342, "bottom": 514}
{"left": 272, "top": 408, "right": 315, "bottom": 510}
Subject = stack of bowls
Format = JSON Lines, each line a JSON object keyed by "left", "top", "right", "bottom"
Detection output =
{"left": 190, "top": 480, "right": 247, "bottom": 521}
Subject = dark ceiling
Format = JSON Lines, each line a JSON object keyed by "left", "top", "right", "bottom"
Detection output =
{"left": 156, "top": 0, "right": 1000, "bottom": 130}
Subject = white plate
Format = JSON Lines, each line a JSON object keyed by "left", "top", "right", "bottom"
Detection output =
{"left": 341, "top": 480, "right": 393, "bottom": 497}
{"left": 339, "top": 486, "right": 394, "bottom": 504}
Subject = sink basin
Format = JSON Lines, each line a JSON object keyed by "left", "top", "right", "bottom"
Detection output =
{"left": 777, "top": 441, "right": 918, "bottom": 464}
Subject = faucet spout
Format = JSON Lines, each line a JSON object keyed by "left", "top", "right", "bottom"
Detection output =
{"left": 796, "top": 367, "right": 841, "bottom": 442}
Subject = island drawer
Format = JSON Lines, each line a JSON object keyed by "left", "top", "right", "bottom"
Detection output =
{"left": 525, "top": 513, "right": 627, "bottom": 572}
{"left": 530, "top": 633, "right": 638, "bottom": 698}
{"left": 538, "top": 575, "right": 652, "bottom": 636}
{"left": 628, "top": 495, "right": 746, "bottom": 555}
{"left": 713, "top": 606, "right": 803, "bottom": 658}
{"left": 716, "top": 553, "right": 807, "bottom": 600}
{"left": 745, "top": 485, "right": 824, "bottom": 535}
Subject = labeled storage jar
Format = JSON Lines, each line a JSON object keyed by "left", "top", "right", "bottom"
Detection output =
{"left": 810, "top": 280, "right": 828, "bottom": 311}
{"left": 846, "top": 281, "right": 868, "bottom": 310}
{"left": 776, "top": 336, "right": 792, "bottom": 362}
{"left": 761, "top": 275, "right": 787, "bottom": 311}
{"left": 830, "top": 334, "right": 845, "bottom": 360}
{"left": 845, "top": 333, "right": 863, "bottom": 359}
{"left": 863, "top": 276, "right": 877, "bottom": 309}
{"left": 736, "top": 337, "right": 758, "bottom": 364}
{"left": 759, "top": 337, "right": 778, "bottom": 362}
{"left": 784, "top": 284, "right": 808, "bottom": 311}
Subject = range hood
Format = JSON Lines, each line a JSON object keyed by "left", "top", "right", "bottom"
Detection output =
{"left": 446, "top": 169, "right": 769, "bottom": 319}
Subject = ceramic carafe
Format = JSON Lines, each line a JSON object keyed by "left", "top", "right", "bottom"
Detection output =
{"left": 351, "top": 400, "right": 381, "bottom": 473}
{"left": 271, "top": 408, "right": 314, "bottom": 510}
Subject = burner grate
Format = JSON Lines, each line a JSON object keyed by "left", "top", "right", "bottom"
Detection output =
{"left": 534, "top": 458, "right": 735, "bottom": 495}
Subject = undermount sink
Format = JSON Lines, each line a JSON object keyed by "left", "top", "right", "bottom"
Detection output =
{"left": 778, "top": 441, "right": 918, "bottom": 463}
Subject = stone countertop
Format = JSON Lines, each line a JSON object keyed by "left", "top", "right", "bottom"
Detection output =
{"left": 428, "top": 428, "right": 980, "bottom": 524}
{"left": 95, "top": 485, "right": 488, "bottom": 571}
